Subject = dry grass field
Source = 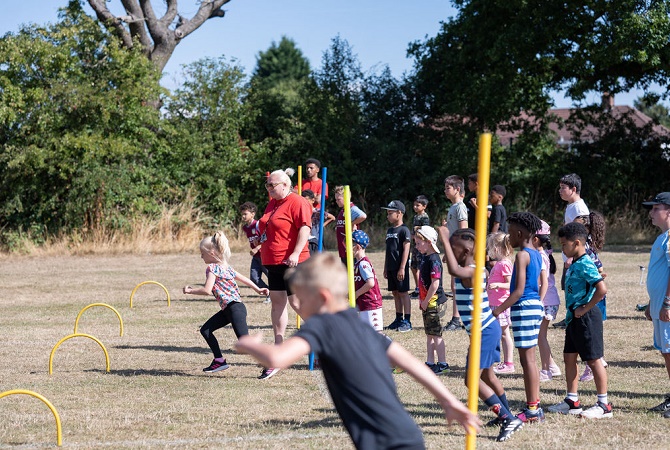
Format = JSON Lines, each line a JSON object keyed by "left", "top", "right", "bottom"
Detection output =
{"left": 1, "top": 248, "right": 668, "bottom": 449}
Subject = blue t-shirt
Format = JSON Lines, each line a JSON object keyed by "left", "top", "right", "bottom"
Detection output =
{"left": 647, "top": 230, "right": 670, "bottom": 318}
{"left": 564, "top": 253, "right": 604, "bottom": 325}
{"left": 509, "top": 247, "right": 542, "bottom": 302}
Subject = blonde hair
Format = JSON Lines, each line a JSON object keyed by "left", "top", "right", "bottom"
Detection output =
{"left": 200, "top": 231, "right": 231, "bottom": 262}
{"left": 285, "top": 253, "right": 348, "bottom": 301}
{"left": 486, "top": 232, "right": 513, "bottom": 262}
{"left": 334, "top": 185, "right": 345, "bottom": 196}
{"left": 269, "top": 168, "right": 295, "bottom": 187}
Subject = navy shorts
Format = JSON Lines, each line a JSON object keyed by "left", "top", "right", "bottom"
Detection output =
{"left": 387, "top": 267, "right": 410, "bottom": 293}
{"left": 564, "top": 307, "right": 604, "bottom": 361}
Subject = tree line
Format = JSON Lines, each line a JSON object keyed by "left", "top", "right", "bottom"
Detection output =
{"left": 1, "top": 1, "right": 669, "bottom": 249}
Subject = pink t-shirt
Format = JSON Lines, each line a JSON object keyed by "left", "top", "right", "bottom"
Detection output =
{"left": 487, "top": 259, "right": 513, "bottom": 307}
{"left": 540, "top": 250, "right": 561, "bottom": 307}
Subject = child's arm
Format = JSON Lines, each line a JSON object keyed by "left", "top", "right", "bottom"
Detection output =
{"left": 355, "top": 278, "right": 375, "bottom": 299}
{"left": 437, "top": 226, "right": 474, "bottom": 279}
{"left": 458, "top": 219, "right": 467, "bottom": 229}
{"left": 488, "top": 275, "right": 511, "bottom": 290}
{"left": 538, "top": 268, "right": 548, "bottom": 303}
{"left": 574, "top": 281, "right": 607, "bottom": 318}
{"left": 234, "top": 270, "right": 270, "bottom": 297}
{"left": 420, "top": 278, "right": 440, "bottom": 311}
{"left": 397, "top": 240, "right": 410, "bottom": 281}
{"left": 352, "top": 212, "right": 367, "bottom": 227}
{"left": 235, "top": 333, "right": 311, "bottom": 369}
{"left": 490, "top": 222, "right": 500, "bottom": 233}
{"left": 493, "top": 251, "right": 529, "bottom": 316}
{"left": 250, "top": 245, "right": 261, "bottom": 256}
{"left": 387, "top": 342, "right": 481, "bottom": 433}
{"left": 183, "top": 271, "right": 217, "bottom": 296}
{"left": 323, "top": 212, "right": 336, "bottom": 227}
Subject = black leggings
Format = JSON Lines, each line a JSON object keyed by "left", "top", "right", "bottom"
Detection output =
{"left": 200, "top": 302, "right": 248, "bottom": 358}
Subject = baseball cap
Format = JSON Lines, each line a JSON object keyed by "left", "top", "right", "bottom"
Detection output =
{"left": 381, "top": 200, "right": 406, "bottom": 213}
{"left": 538, "top": 220, "right": 551, "bottom": 235}
{"left": 416, "top": 225, "right": 440, "bottom": 254}
{"left": 352, "top": 230, "right": 370, "bottom": 248}
{"left": 642, "top": 192, "right": 670, "bottom": 208}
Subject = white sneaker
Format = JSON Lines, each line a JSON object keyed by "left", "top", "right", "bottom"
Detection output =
{"left": 549, "top": 363, "right": 562, "bottom": 377}
{"left": 539, "top": 369, "right": 552, "bottom": 382}
{"left": 547, "top": 398, "right": 583, "bottom": 415}
{"left": 580, "top": 401, "right": 613, "bottom": 419}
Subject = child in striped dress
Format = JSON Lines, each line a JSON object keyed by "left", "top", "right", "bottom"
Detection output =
{"left": 492, "top": 212, "right": 544, "bottom": 423}
{"left": 439, "top": 227, "right": 523, "bottom": 442}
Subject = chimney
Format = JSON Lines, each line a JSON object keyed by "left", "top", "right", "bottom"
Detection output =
{"left": 602, "top": 92, "right": 614, "bottom": 111}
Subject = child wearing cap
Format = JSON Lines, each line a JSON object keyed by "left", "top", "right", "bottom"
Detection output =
{"left": 642, "top": 192, "right": 670, "bottom": 418}
{"left": 352, "top": 230, "right": 384, "bottom": 331}
{"left": 415, "top": 225, "right": 450, "bottom": 374}
{"left": 382, "top": 200, "right": 413, "bottom": 332}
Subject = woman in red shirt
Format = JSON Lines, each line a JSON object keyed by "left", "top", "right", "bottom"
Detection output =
{"left": 256, "top": 169, "right": 312, "bottom": 379}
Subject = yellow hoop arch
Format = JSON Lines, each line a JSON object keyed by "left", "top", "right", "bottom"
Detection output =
{"left": 129, "top": 280, "right": 171, "bottom": 308}
{"left": 0, "top": 389, "right": 62, "bottom": 446}
{"left": 73, "top": 303, "right": 124, "bottom": 336}
{"left": 49, "top": 333, "right": 110, "bottom": 375}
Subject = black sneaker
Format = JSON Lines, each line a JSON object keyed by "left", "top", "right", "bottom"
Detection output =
{"left": 433, "top": 362, "right": 450, "bottom": 374}
{"left": 649, "top": 395, "right": 670, "bottom": 412}
{"left": 485, "top": 416, "right": 503, "bottom": 428}
{"left": 444, "top": 318, "right": 464, "bottom": 331}
{"left": 496, "top": 417, "right": 523, "bottom": 442}
{"left": 203, "top": 359, "right": 229, "bottom": 373}
{"left": 386, "top": 317, "right": 402, "bottom": 330}
{"left": 410, "top": 289, "right": 420, "bottom": 299}
{"left": 552, "top": 319, "right": 566, "bottom": 329}
{"left": 258, "top": 367, "right": 280, "bottom": 379}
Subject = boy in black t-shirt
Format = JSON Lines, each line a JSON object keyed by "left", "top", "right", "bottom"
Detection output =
{"left": 236, "top": 253, "right": 480, "bottom": 450}
{"left": 382, "top": 200, "right": 413, "bottom": 332}
{"left": 488, "top": 185, "right": 508, "bottom": 234}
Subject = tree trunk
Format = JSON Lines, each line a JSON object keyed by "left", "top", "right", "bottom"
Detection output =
{"left": 87, "top": 0, "right": 231, "bottom": 72}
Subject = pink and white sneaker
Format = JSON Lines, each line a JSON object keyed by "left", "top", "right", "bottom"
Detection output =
{"left": 493, "top": 362, "right": 515, "bottom": 374}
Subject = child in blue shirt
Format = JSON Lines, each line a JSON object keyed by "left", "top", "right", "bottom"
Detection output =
{"left": 492, "top": 212, "right": 544, "bottom": 423}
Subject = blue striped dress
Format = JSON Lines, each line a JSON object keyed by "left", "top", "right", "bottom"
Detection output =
{"left": 509, "top": 247, "right": 544, "bottom": 348}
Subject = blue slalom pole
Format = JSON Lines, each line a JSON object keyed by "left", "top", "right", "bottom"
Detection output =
{"left": 309, "top": 167, "right": 328, "bottom": 371}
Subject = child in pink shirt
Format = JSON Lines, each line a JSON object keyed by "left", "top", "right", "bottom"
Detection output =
{"left": 486, "top": 232, "right": 515, "bottom": 374}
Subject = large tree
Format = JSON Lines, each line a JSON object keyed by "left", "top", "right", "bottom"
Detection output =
{"left": 86, "top": 0, "right": 231, "bottom": 71}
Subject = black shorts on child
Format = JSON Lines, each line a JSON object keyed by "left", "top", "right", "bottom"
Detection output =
{"left": 564, "top": 307, "right": 604, "bottom": 361}
{"left": 387, "top": 267, "right": 410, "bottom": 293}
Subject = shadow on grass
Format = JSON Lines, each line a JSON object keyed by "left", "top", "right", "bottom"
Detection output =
{"left": 606, "top": 314, "right": 647, "bottom": 321}
{"left": 607, "top": 359, "right": 665, "bottom": 369}
{"left": 256, "top": 413, "right": 342, "bottom": 430}
{"left": 115, "top": 344, "right": 210, "bottom": 354}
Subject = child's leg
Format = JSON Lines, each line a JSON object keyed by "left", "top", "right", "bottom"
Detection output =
{"left": 400, "top": 292, "right": 411, "bottom": 317}
{"left": 250, "top": 257, "right": 269, "bottom": 290}
{"left": 435, "top": 336, "right": 446, "bottom": 363}
{"left": 587, "top": 358, "right": 608, "bottom": 395}
{"left": 451, "top": 276, "right": 460, "bottom": 319}
{"left": 426, "top": 335, "right": 435, "bottom": 364}
{"left": 393, "top": 291, "right": 402, "bottom": 313}
{"left": 481, "top": 367, "right": 505, "bottom": 397}
{"left": 200, "top": 310, "right": 229, "bottom": 358}
{"left": 501, "top": 324, "right": 514, "bottom": 364}
{"left": 517, "top": 347, "right": 540, "bottom": 403}
{"left": 228, "top": 302, "right": 249, "bottom": 339}
{"left": 538, "top": 318, "right": 552, "bottom": 370}
{"left": 564, "top": 352, "right": 579, "bottom": 394}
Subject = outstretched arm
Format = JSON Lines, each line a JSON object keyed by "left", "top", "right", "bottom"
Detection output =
{"left": 183, "top": 271, "right": 216, "bottom": 296}
{"left": 236, "top": 334, "right": 311, "bottom": 369}
{"left": 234, "top": 270, "right": 270, "bottom": 296}
{"left": 387, "top": 342, "right": 481, "bottom": 433}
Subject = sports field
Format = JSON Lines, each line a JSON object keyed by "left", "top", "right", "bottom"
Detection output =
{"left": 0, "top": 249, "right": 667, "bottom": 449}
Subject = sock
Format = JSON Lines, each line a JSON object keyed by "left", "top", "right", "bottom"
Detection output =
{"left": 597, "top": 393, "right": 608, "bottom": 405}
{"left": 396, "top": 312, "right": 403, "bottom": 321}
{"left": 499, "top": 392, "right": 510, "bottom": 411}
{"left": 485, "top": 395, "right": 512, "bottom": 420}
{"left": 404, "top": 314, "right": 411, "bottom": 322}
{"left": 527, "top": 400, "right": 539, "bottom": 411}
{"left": 214, "top": 357, "right": 225, "bottom": 363}
{"left": 567, "top": 392, "right": 579, "bottom": 402}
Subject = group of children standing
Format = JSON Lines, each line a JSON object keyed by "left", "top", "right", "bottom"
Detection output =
{"left": 174, "top": 165, "right": 670, "bottom": 448}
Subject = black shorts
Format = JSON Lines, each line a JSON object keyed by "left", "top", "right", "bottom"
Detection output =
{"left": 564, "top": 307, "right": 604, "bottom": 361}
{"left": 387, "top": 266, "right": 410, "bottom": 293}
{"left": 265, "top": 264, "right": 294, "bottom": 296}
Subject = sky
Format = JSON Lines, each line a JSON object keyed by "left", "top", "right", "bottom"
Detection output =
{"left": 2, "top": 0, "right": 651, "bottom": 108}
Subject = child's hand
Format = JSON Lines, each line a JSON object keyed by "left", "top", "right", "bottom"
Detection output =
{"left": 183, "top": 286, "right": 191, "bottom": 294}
{"left": 441, "top": 401, "right": 482, "bottom": 434}
{"left": 488, "top": 283, "right": 498, "bottom": 290}
{"left": 419, "top": 299, "right": 428, "bottom": 311}
{"left": 258, "top": 288, "right": 270, "bottom": 297}
{"left": 644, "top": 303, "right": 652, "bottom": 321}
{"left": 492, "top": 306, "right": 500, "bottom": 317}
{"left": 601, "top": 271, "right": 608, "bottom": 279}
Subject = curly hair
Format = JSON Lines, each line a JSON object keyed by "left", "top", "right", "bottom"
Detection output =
{"left": 507, "top": 212, "right": 542, "bottom": 234}
{"left": 586, "top": 211, "right": 606, "bottom": 252}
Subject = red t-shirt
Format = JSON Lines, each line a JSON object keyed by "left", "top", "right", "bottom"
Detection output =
{"left": 302, "top": 179, "right": 329, "bottom": 208}
{"left": 259, "top": 193, "right": 312, "bottom": 265}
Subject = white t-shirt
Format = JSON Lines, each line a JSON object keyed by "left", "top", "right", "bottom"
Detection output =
{"left": 564, "top": 199, "right": 589, "bottom": 224}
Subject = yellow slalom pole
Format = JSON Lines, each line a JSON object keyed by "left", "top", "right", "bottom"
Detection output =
{"left": 297, "top": 165, "right": 303, "bottom": 329}
{"left": 465, "top": 133, "right": 492, "bottom": 450}
{"left": 344, "top": 186, "right": 355, "bottom": 307}
{"left": 0, "top": 390, "right": 62, "bottom": 447}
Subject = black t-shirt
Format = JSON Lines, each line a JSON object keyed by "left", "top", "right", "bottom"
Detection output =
{"left": 295, "top": 308, "right": 424, "bottom": 450}
{"left": 464, "top": 192, "right": 477, "bottom": 229}
{"left": 488, "top": 204, "right": 508, "bottom": 233}
{"left": 419, "top": 253, "right": 448, "bottom": 305}
{"left": 385, "top": 225, "right": 411, "bottom": 271}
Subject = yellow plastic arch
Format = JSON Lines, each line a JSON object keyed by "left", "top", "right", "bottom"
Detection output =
{"left": 49, "top": 333, "right": 111, "bottom": 375}
{"left": 0, "top": 389, "right": 63, "bottom": 446}
{"left": 129, "top": 280, "right": 171, "bottom": 308}
{"left": 73, "top": 303, "right": 124, "bottom": 336}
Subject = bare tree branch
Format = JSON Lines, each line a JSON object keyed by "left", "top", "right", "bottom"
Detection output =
{"left": 87, "top": 0, "right": 133, "bottom": 48}
{"left": 174, "top": 0, "right": 231, "bottom": 40}
{"left": 120, "top": 0, "right": 152, "bottom": 51}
